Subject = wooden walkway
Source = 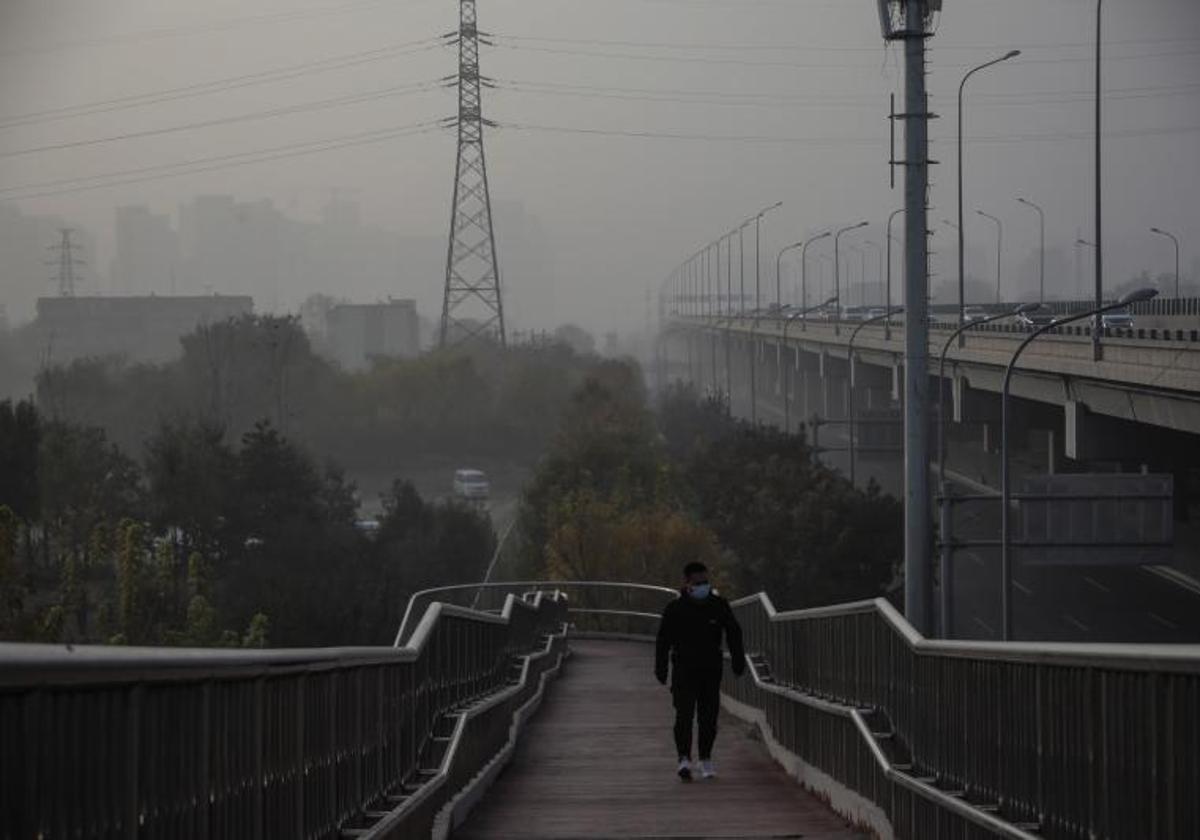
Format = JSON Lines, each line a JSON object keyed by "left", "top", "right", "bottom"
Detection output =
{"left": 453, "top": 640, "right": 867, "bottom": 839}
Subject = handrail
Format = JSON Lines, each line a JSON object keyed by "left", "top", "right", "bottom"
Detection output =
{"left": 727, "top": 590, "right": 1200, "bottom": 839}
{"left": 731, "top": 591, "right": 1200, "bottom": 671}
{"left": 0, "top": 589, "right": 570, "bottom": 840}
{"left": 395, "top": 580, "right": 678, "bottom": 646}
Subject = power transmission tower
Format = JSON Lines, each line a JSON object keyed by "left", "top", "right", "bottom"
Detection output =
{"left": 47, "top": 228, "right": 84, "bottom": 297}
{"left": 439, "top": 0, "right": 505, "bottom": 348}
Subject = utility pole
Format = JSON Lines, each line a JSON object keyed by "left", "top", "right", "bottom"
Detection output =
{"left": 880, "top": 0, "right": 935, "bottom": 636}
{"left": 440, "top": 0, "right": 505, "bottom": 348}
{"left": 48, "top": 228, "right": 84, "bottom": 297}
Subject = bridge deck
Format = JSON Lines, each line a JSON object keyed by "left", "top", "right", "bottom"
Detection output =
{"left": 453, "top": 640, "right": 865, "bottom": 839}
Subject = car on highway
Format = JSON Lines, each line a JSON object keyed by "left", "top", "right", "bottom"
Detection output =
{"left": 841, "top": 305, "right": 869, "bottom": 322}
{"left": 453, "top": 469, "right": 490, "bottom": 503}
{"left": 962, "top": 306, "right": 990, "bottom": 324}
{"left": 1102, "top": 308, "right": 1135, "bottom": 329}
{"left": 1015, "top": 308, "right": 1059, "bottom": 329}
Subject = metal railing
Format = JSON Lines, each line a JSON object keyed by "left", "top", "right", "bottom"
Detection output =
{"left": 396, "top": 580, "right": 678, "bottom": 645}
{"left": 725, "top": 592, "right": 1200, "bottom": 840}
{"left": 0, "top": 590, "right": 568, "bottom": 840}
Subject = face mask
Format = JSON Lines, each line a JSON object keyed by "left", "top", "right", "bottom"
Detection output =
{"left": 688, "top": 583, "right": 711, "bottom": 600}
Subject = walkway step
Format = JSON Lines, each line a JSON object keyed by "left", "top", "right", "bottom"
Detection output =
{"left": 452, "top": 640, "right": 867, "bottom": 839}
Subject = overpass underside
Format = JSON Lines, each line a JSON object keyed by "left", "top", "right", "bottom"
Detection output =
{"left": 659, "top": 319, "right": 1200, "bottom": 642}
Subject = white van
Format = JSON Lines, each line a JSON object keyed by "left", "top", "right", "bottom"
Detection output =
{"left": 453, "top": 469, "right": 490, "bottom": 502}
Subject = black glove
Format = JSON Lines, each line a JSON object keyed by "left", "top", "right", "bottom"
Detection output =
{"left": 655, "top": 668, "right": 668, "bottom": 686}
{"left": 731, "top": 658, "right": 746, "bottom": 679}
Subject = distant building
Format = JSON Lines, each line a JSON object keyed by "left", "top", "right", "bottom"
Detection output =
{"left": 110, "top": 205, "right": 180, "bottom": 295}
{"left": 326, "top": 300, "right": 419, "bottom": 371}
{"left": 32, "top": 295, "right": 253, "bottom": 364}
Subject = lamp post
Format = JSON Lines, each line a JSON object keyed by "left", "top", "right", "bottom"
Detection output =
{"left": 936, "top": 301, "right": 1039, "bottom": 638}
{"left": 776, "top": 240, "right": 805, "bottom": 310}
{"left": 999, "top": 286, "right": 1158, "bottom": 640}
{"left": 976, "top": 209, "right": 1003, "bottom": 304}
{"left": 1093, "top": 0, "right": 1104, "bottom": 361}
{"left": 847, "top": 307, "right": 903, "bottom": 487}
{"left": 782, "top": 296, "right": 838, "bottom": 434}
{"left": 737, "top": 202, "right": 782, "bottom": 314}
{"left": 864, "top": 240, "right": 884, "bottom": 306}
{"left": 800, "top": 231, "right": 831, "bottom": 330}
{"left": 834, "top": 221, "right": 869, "bottom": 335}
{"left": 1076, "top": 238, "right": 1095, "bottom": 301}
{"left": 1017, "top": 197, "right": 1045, "bottom": 305}
{"left": 848, "top": 244, "right": 865, "bottom": 306}
{"left": 958, "top": 51, "right": 1021, "bottom": 326}
{"left": 755, "top": 201, "right": 783, "bottom": 312}
{"left": 1151, "top": 227, "right": 1181, "bottom": 298}
{"left": 885, "top": 209, "right": 904, "bottom": 337}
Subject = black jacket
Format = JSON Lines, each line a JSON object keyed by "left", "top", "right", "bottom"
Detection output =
{"left": 655, "top": 590, "right": 746, "bottom": 681}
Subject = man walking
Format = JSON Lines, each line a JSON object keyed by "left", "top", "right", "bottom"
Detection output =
{"left": 655, "top": 561, "right": 746, "bottom": 781}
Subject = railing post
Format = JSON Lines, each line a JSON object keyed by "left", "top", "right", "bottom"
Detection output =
{"left": 939, "top": 482, "right": 954, "bottom": 638}
{"left": 125, "top": 685, "right": 142, "bottom": 840}
{"left": 252, "top": 676, "right": 264, "bottom": 840}
{"left": 199, "top": 681, "right": 211, "bottom": 837}
{"left": 295, "top": 675, "right": 305, "bottom": 837}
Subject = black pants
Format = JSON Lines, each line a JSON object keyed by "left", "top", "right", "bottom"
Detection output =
{"left": 672, "top": 666, "right": 721, "bottom": 760}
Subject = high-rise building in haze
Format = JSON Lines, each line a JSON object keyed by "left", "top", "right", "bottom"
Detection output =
{"left": 110, "top": 205, "right": 180, "bottom": 296}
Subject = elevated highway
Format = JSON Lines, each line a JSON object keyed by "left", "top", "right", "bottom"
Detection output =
{"left": 664, "top": 314, "right": 1200, "bottom": 442}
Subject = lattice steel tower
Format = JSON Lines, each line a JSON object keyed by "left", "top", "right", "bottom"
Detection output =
{"left": 439, "top": 0, "right": 505, "bottom": 348}
{"left": 48, "top": 228, "right": 84, "bottom": 297}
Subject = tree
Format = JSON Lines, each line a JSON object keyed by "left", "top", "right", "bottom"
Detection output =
{"left": 553, "top": 324, "right": 596, "bottom": 356}
{"left": 660, "top": 388, "right": 902, "bottom": 609}
{"left": 145, "top": 419, "right": 235, "bottom": 555}
{"left": 0, "top": 399, "right": 40, "bottom": 521}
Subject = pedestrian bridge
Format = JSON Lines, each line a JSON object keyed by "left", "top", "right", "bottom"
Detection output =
{"left": 2, "top": 581, "right": 1197, "bottom": 839}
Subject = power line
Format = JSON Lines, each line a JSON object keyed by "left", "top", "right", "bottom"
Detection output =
{"left": 491, "top": 39, "right": 1200, "bottom": 71}
{"left": 0, "top": 80, "right": 446, "bottom": 158}
{"left": 0, "top": 120, "right": 444, "bottom": 202}
{"left": 493, "top": 31, "right": 1200, "bottom": 54}
{"left": 494, "top": 77, "right": 1200, "bottom": 110}
{"left": 493, "top": 119, "right": 1200, "bottom": 146}
{"left": 0, "top": 38, "right": 444, "bottom": 129}
{"left": 0, "top": 0, "right": 407, "bottom": 59}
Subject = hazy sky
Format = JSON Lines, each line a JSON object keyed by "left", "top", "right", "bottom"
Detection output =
{"left": 1, "top": 0, "right": 1197, "bottom": 333}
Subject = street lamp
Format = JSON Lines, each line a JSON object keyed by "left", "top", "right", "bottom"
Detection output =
{"left": 847, "top": 307, "right": 902, "bottom": 487}
{"left": 782, "top": 296, "right": 838, "bottom": 433}
{"left": 958, "top": 51, "right": 1021, "bottom": 326}
{"left": 800, "top": 231, "right": 831, "bottom": 330}
{"left": 936, "top": 301, "right": 1039, "bottom": 638}
{"left": 1017, "top": 197, "right": 1046, "bottom": 305}
{"left": 739, "top": 201, "right": 783, "bottom": 314}
{"left": 776, "top": 240, "right": 806, "bottom": 310}
{"left": 1076, "top": 238, "right": 1096, "bottom": 302}
{"left": 1093, "top": 0, "right": 1104, "bottom": 362}
{"left": 864, "top": 240, "right": 884, "bottom": 306}
{"left": 834, "top": 221, "right": 869, "bottom": 335}
{"left": 999, "top": 286, "right": 1158, "bottom": 640}
{"left": 848, "top": 244, "right": 866, "bottom": 306}
{"left": 1151, "top": 227, "right": 1181, "bottom": 298}
{"left": 885, "top": 209, "right": 904, "bottom": 335}
{"left": 976, "top": 209, "right": 1003, "bottom": 304}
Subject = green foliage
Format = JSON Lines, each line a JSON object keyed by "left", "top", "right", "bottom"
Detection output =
{"left": 242, "top": 612, "right": 270, "bottom": 648}
{"left": 0, "top": 399, "right": 40, "bottom": 520}
{"left": 658, "top": 385, "right": 902, "bottom": 609}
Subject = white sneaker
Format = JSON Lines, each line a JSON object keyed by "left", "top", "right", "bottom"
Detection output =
{"left": 700, "top": 760, "right": 716, "bottom": 779}
{"left": 677, "top": 757, "right": 693, "bottom": 781}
